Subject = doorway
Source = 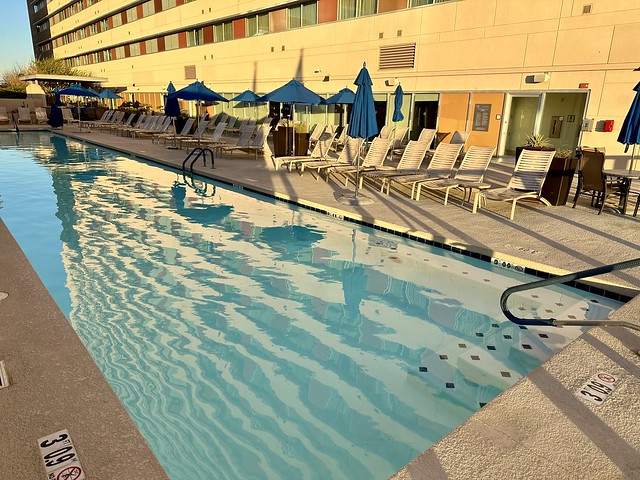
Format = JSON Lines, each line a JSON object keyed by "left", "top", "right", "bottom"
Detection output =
{"left": 504, "top": 96, "right": 539, "bottom": 155}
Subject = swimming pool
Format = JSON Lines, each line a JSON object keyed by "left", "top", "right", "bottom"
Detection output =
{"left": 0, "top": 132, "right": 622, "bottom": 479}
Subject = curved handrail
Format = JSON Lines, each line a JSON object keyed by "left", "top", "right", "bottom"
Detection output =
{"left": 500, "top": 258, "right": 640, "bottom": 331}
{"left": 182, "top": 147, "right": 215, "bottom": 173}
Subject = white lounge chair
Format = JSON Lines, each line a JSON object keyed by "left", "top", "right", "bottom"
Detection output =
{"left": 18, "top": 107, "right": 32, "bottom": 124}
{"left": 324, "top": 136, "right": 392, "bottom": 187}
{"left": 0, "top": 107, "right": 10, "bottom": 124}
{"left": 299, "top": 136, "right": 361, "bottom": 180}
{"left": 35, "top": 107, "right": 48, "bottom": 124}
{"left": 413, "top": 146, "right": 497, "bottom": 213}
{"left": 274, "top": 126, "right": 337, "bottom": 171}
{"left": 359, "top": 140, "right": 430, "bottom": 189}
{"left": 480, "top": 148, "right": 556, "bottom": 220}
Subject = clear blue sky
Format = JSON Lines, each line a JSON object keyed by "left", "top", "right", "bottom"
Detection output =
{"left": 0, "top": 2, "right": 34, "bottom": 73}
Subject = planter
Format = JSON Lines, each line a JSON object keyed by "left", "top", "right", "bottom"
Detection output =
{"left": 541, "top": 156, "right": 578, "bottom": 206}
{"left": 273, "top": 127, "right": 310, "bottom": 156}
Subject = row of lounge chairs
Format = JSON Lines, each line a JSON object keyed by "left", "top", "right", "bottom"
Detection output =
{"left": 275, "top": 127, "right": 557, "bottom": 219}
{"left": 0, "top": 107, "right": 50, "bottom": 125}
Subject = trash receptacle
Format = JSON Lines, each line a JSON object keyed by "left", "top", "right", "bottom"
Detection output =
{"left": 541, "top": 156, "right": 578, "bottom": 206}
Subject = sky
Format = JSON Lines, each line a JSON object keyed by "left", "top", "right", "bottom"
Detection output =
{"left": 0, "top": 1, "right": 35, "bottom": 73}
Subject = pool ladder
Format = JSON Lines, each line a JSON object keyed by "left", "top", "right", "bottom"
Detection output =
{"left": 501, "top": 258, "right": 640, "bottom": 331}
{"left": 183, "top": 147, "right": 214, "bottom": 174}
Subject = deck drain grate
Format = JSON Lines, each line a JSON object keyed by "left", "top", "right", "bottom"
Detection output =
{"left": 0, "top": 360, "right": 9, "bottom": 390}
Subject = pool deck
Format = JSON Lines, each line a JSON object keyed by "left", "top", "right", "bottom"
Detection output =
{"left": 1, "top": 125, "right": 639, "bottom": 479}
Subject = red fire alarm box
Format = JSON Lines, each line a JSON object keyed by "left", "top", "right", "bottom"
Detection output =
{"left": 604, "top": 120, "right": 614, "bottom": 132}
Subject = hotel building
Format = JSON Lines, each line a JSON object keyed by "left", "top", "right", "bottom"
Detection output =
{"left": 26, "top": 0, "right": 640, "bottom": 161}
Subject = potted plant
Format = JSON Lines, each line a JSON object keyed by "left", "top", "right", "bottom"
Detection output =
{"left": 515, "top": 133, "right": 554, "bottom": 164}
{"left": 293, "top": 121, "right": 310, "bottom": 155}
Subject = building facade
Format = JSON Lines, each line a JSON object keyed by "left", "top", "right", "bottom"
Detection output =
{"left": 26, "top": 0, "right": 640, "bottom": 161}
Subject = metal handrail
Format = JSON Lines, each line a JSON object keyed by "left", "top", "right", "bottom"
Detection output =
{"left": 500, "top": 258, "right": 640, "bottom": 331}
{"left": 182, "top": 147, "right": 215, "bottom": 173}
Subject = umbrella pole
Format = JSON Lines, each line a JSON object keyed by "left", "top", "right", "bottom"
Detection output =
{"left": 354, "top": 138, "right": 364, "bottom": 199}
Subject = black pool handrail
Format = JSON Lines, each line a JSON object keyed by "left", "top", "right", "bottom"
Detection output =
{"left": 500, "top": 258, "right": 640, "bottom": 331}
{"left": 182, "top": 147, "right": 215, "bottom": 173}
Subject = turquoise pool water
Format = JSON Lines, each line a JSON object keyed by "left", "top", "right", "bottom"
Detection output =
{"left": 0, "top": 132, "right": 622, "bottom": 479}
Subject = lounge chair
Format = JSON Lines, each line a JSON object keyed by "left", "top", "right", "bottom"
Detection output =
{"left": 221, "top": 125, "right": 272, "bottom": 158}
{"left": 175, "top": 120, "right": 210, "bottom": 149}
{"left": 480, "top": 148, "right": 556, "bottom": 220}
{"left": 389, "top": 126, "right": 409, "bottom": 151}
{"left": 132, "top": 115, "right": 171, "bottom": 138}
{"left": 413, "top": 145, "right": 497, "bottom": 212}
{"left": 186, "top": 121, "right": 228, "bottom": 150}
{"left": 383, "top": 143, "right": 463, "bottom": 196}
{"left": 359, "top": 140, "right": 430, "bottom": 190}
{"left": 35, "top": 107, "right": 48, "bottom": 124}
{"left": 378, "top": 125, "right": 393, "bottom": 139}
{"left": 61, "top": 108, "right": 78, "bottom": 124}
{"left": 274, "top": 126, "right": 337, "bottom": 170}
{"left": 332, "top": 124, "right": 348, "bottom": 151}
{"left": 0, "top": 107, "right": 10, "bottom": 124}
{"left": 211, "top": 124, "right": 255, "bottom": 153}
{"left": 389, "top": 128, "right": 435, "bottom": 163}
{"left": 115, "top": 113, "right": 147, "bottom": 136}
{"left": 572, "top": 147, "right": 628, "bottom": 214}
{"left": 299, "top": 136, "right": 361, "bottom": 179}
{"left": 307, "top": 123, "right": 326, "bottom": 152}
{"left": 122, "top": 114, "right": 159, "bottom": 137}
{"left": 450, "top": 130, "right": 471, "bottom": 155}
{"left": 153, "top": 117, "right": 195, "bottom": 144}
{"left": 92, "top": 110, "right": 126, "bottom": 130}
{"left": 324, "top": 136, "right": 392, "bottom": 187}
{"left": 18, "top": 107, "right": 32, "bottom": 124}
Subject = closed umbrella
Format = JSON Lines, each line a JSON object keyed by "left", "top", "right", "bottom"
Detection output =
{"left": 164, "top": 82, "right": 181, "bottom": 148}
{"left": 48, "top": 88, "right": 64, "bottom": 129}
{"left": 343, "top": 63, "right": 378, "bottom": 204}
{"left": 617, "top": 81, "right": 640, "bottom": 172}
{"left": 259, "top": 79, "right": 325, "bottom": 156}
{"left": 392, "top": 84, "right": 404, "bottom": 122}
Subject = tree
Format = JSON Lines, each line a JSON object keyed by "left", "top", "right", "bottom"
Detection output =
{"left": 1, "top": 57, "right": 89, "bottom": 95}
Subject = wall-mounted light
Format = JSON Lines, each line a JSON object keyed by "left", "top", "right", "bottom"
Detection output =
{"left": 322, "top": 75, "right": 330, "bottom": 82}
{"left": 384, "top": 78, "right": 399, "bottom": 87}
{"left": 314, "top": 69, "right": 322, "bottom": 74}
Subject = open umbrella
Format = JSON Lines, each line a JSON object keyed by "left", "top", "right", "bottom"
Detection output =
{"left": 326, "top": 87, "right": 355, "bottom": 131}
{"left": 58, "top": 84, "right": 100, "bottom": 125}
{"left": 259, "top": 79, "right": 325, "bottom": 156}
{"left": 48, "top": 88, "right": 64, "bottom": 129}
{"left": 164, "top": 82, "right": 181, "bottom": 148}
{"left": 617, "top": 81, "right": 640, "bottom": 172}
{"left": 343, "top": 63, "right": 378, "bottom": 204}
{"left": 169, "top": 80, "right": 228, "bottom": 130}
{"left": 231, "top": 89, "right": 264, "bottom": 120}
{"left": 99, "top": 89, "right": 123, "bottom": 109}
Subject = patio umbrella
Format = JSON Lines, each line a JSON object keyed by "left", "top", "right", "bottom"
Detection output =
{"left": 169, "top": 80, "right": 228, "bottom": 129}
{"left": 259, "top": 79, "right": 325, "bottom": 156}
{"left": 617, "top": 81, "right": 640, "bottom": 172}
{"left": 48, "top": 88, "right": 64, "bottom": 129}
{"left": 99, "top": 89, "right": 123, "bottom": 109}
{"left": 325, "top": 87, "right": 355, "bottom": 129}
{"left": 344, "top": 63, "right": 378, "bottom": 204}
{"left": 231, "top": 89, "right": 264, "bottom": 119}
{"left": 164, "top": 82, "right": 181, "bottom": 148}
{"left": 392, "top": 84, "right": 404, "bottom": 122}
{"left": 58, "top": 84, "right": 100, "bottom": 124}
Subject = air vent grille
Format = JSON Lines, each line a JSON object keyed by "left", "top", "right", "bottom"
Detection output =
{"left": 184, "top": 65, "right": 196, "bottom": 80}
{"left": 379, "top": 43, "right": 416, "bottom": 70}
{"left": 582, "top": 4, "right": 592, "bottom": 14}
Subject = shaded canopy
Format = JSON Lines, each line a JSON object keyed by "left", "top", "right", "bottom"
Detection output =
{"left": 617, "top": 81, "right": 640, "bottom": 152}
{"left": 58, "top": 84, "right": 100, "bottom": 98}
{"left": 259, "top": 79, "right": 325, "bottom": 105}
{"left": 347, "top": 64, "right": 378, "bottom": 139}
{"left": 231, "top": 90, "right": 262, "bottom": 102}
{"left": 325, "top": 88, "right": 356, "bottom": 105}
{"left": 168, "top": 81, "right": 229, "bottom": 102}
{"left": 99, "top": 90, "right": 122, "bottom": 99}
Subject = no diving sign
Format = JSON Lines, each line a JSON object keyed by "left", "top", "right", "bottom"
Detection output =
{"left": 38, "top": 429, "right": 86, "bottom": 480}
{"left": 55, "top": 463, "right": 84, "bottom": 480}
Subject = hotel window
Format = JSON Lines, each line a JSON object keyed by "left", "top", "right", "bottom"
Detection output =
{"left": 162, "top": 0, "right": 177, "bottom": 9}
{"left": 36, "top": 21, "right": 49, "bottom": 33}
{"left": 130, "top": 43, "right": 141, "bottom": 56}
{"left": 126, "top": 7, "right": 138, "bottom": 23}
{"left": 214, "top": 21, "right": 233, "bottom": 42}
{"left": 33, "top": 1, "right": 46, "bottom": 13}
{"left": 112, "top": 14, "right": 123, "bottom": 27}
{"left": 78, "top": 28, "right": 86, "bottom": 39}
{"left": 145, "top": 38, "right": 158, "bottom": 54}
{"left": 288, "top": 2, "right": 318, "bottom": 29}
{"left": 165, "top": 33, "right": 179, "bottom": 50}
{"left": 246, "top": 12, "right": 269, "bottom": 36}
{"left": 338, "top": 0, "right": 377, "bottom": 19}
{"left": 89, "top": 23, "right": 97, "bottom": 35}
{"left": 91, "top": 52, "right": 100, "bottom": 63}
{"left": 142, "top": 1, "right": 155, "bottom": 17}
{"left": 114, "top": 46, "right": 126, "bottom": 59}
{"left": 104, "top": 49, "right": 112, "bottom": 61}
{"left": 100, "top": 19, "right": 108, "bottom": 32}
{"left": 187, "top": 28, "right": 203, "bottom": 47}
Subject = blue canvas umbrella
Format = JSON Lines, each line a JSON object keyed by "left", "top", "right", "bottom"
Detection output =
{"left": 325, "top": 88, "right": 356, "bottom": 105}
{"left": 345, "top": 63, "right": 378, "bottom": 201}
{"left": 58, "top": 84, "right": 100, "bottom": 123}
{"left": 99, "top": 90, "right": 123, "bottom": 100}
{"left": 392, "top": 84, "right": 404, "bottom": 122}
{"left": 617, "top": 81, "right": 640, "bottom": 171}
{"left": 164, "top": 82, "right": 182, "bottom": 147}
{"left": 168, "top": 80, "right": 229, "bottom": 103}
{"left": 260, "top": 79, "right": 325, "bottom": 156}
{"left": 48, "top": 88, "right": 64, "bottom": 129}
{"left": 231, "top": 89, "right": 264, "bottom": 118}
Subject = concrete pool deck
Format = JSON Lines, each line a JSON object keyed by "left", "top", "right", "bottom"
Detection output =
{"left": 0, "top": 125, "right": 638, "bottom": 479}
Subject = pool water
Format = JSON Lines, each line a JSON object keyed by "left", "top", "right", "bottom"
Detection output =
{"left": 0, "top": 133, "right": 622, "bottom": 479}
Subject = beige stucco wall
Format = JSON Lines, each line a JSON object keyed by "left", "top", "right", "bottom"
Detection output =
{"left": 44, "top": 0, "right": 640, "bottom": 158}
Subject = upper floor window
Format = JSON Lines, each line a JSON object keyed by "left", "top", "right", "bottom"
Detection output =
{"left": 165, "top": 33, "right": 179, "bottom": 50}
{"left": 246, "top": 12, "right": 269, "bottom": 36}
{"left": 112, "top": 13, "right": 123, "bottom": 27}
{"left": 33, "top": 0, "right": 46, "bottom": 13}
{"left": 36, "top": 21, "right": 50, "bottom": 33}
{"left": 288, "top": 2, "right": 318, "bottom": 29}
{"left": 142, "top": 1, "right": 155, "bottom": 17}
{"left": 130, "top": 43, "right": 141, "bottom": 56}
{"left": 126, "top": 7, "right": 138, "bottom": 23}
{"left": 410, "top": 0, "right": 450, "bottom": 5}
{"left": 338, "top": 0, "right": 377, "bottom": 19}
{"left": 214, "top": 21, "right": 233, "bottom": 42}
{"left": 162, "top": 0, "right": 177, "bottom": 8}
{"left": 187, "top": 28, "right": 203, "bottom": 47}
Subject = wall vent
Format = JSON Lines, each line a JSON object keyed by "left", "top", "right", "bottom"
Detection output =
{"left": 379, "top": 43, "right": 416, "bottom": 70}
{"left": 184, "top": 65, "right": 196, "bottom": 80}
{"left": 582, "top": 4, "right": 592, "bottom": 14}
{"left": 379, "top": 32, "right": 384, "bottom": 39}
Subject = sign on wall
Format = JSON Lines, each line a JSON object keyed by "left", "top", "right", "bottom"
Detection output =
{"left": 472, "top": 104, "right": 492, "bottom": 132}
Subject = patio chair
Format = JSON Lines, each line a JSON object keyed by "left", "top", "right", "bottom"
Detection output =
{"left": 212, "top": 124, "right": 256, "bottom": 153}
{"left": 0, "top": 107, "right": 10, "bottom": 124}
{"left": 274, "top": 126, "right": 337, "bottom": 171}
{"left": 115, "top": 114, "right": 148, "bottom": 136}
{"left": 307, "top": 123, "right": 326, "bottom": 151}
{"left": 383, "top": 143, "right": 463, "bottom": 197}
{"left": 123, "top": 115, "right": 160, "bottom": 137}
{"left": 221, "top": 125, "right": 272, "bottom": 158}
{"left": 571, "top": 147, "right": 628, "bottom": 214}
{"left": 389, "top": 126, "right": 409, "bottom": 151}
{"left": 18, "top": 107, "right": 32, "bottom": 124}
{"left": 91, "top": 110, "right": 125, "bottom": 130}
{"left": 359, "top": 140, "right": 430, "bottom": 190}
{"left": 378, "top": 125, "right": 393, "bottom": 139}
{"left": 450, "top": 130, "right": 471, "bottom": 153}
{"left": 413, "top": 145, "right": 496, "bottom": 212}
{"left": 175, "top": 120, "right": 210, "bottom": 149}
{"left": 332, "top": 124, "right": 348, "bottom": 151}
{"left": 35, "top": 107, "right": 48, "bottom": 124}
{"left": 187, "top": 122, "right": 228, "bottom": 150}
{"left": 153, "top": 117, "right": 195, "bottom": 144}
{"left": 300, "top": 136, "right": 361, "bottom": 179}
{"left": 480, "top": 148, "right": 556, "bottom": 220}
{"left": 132, "top": 115, "right": 171, "bottom": 138}
{"left": 324, "top": 136, "right": 392, "bottom": 187}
